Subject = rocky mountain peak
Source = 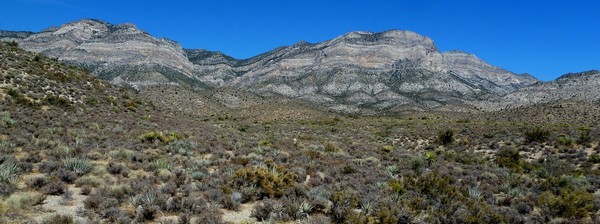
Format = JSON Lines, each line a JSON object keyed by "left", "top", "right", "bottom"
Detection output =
{"left": 557, "top": 70, "right": 600, "bottom": 80}
{"left": 0, "top": 19, "right": 559, "bottom": 112}
{"left": 329, "top": 30, "right": 437, "bottom": 51}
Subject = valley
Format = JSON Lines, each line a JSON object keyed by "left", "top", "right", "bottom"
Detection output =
{"left": 1, "top": 19, "right": 599, "bottom": 223}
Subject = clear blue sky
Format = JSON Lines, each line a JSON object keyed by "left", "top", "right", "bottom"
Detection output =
{"left": 1, "top": 0, "right": 598, "bottom": 81}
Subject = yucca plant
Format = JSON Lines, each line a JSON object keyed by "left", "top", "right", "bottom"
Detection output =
{"left": 0, "top": 162, "right": 20, "bottom": 185}
{"left": 296, "top": 201, "right": 313, "bottom": 219}
{"left": 360, "top": 201, "right": 373, "bottom": 215}
{"left": 129, "top": 195, "right": 143, "bottom": 207}
{"left": 468, "top": 187, "right": 483, "bottom": 200}
{"left": 151, "top": 159, "right": 173, "bottom": 172}
{"left": 1, "top": 112, "right": 16, "bottom": 126}
{"left": 63, "top": 157, "right": 92, "bottom": 176}
{"left": 56, "top": 145, "right": 72, "bottom": 155}
{"left": 385, "top": 165, "right": 399, "bottom": 177}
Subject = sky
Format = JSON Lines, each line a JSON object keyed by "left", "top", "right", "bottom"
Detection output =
{"left": 1, "top": 0, "right": 598, "bottom": 81}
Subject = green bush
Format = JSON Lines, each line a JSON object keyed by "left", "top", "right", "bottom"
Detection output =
{"left": 168, "top": 140, "right": 196, "bottom": 156}
{"left": 324, "top": 142, "right": 340, "bottom": 152}
{"left": 233, "top": 165, "right": 297, "bottom": 198}
{"left": 43, "top": 214, "right": 74, "bottom": 224}
{"left": 437, "top": 129, "right": 454, "bottom": 145}
{"left": 556, "top": 134, "right": 574, "bottom": 146}
{"left": 5, "top": 191, "right": 46, "bottom": 211}
{"left": 536, "top": 189, "right": 594, "bottom": 218}
{"left": 577, "top": 127, "right": 592, "bottom": 144}
{"left": 45, "top": 95, "right": 73, "bottom": 108}
{"left": 588, "top": 153, "right": 600, "bottom": 163}
{"left": 495, "top": 148, "right": 523, "bottom": 172}
{"left": 1, "top": 112, "right": 17, "bottom": 126}
{"left": 138, "top": 131, "right": 182, "bottom": 144}
{"left": 7, "top": 88, "right": 20, "bottom": 98}
{"left": 524, "top": 127, "right": 550, "bottom": 143}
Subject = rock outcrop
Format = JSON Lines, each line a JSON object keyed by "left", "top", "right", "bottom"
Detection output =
{"left": 2, "top": 19, "right": 546, "bottom": 112}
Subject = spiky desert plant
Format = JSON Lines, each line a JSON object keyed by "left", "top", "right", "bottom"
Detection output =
{"left": 0, "top": 162, "right": 20, "bottom": 186}
{"left": 1, "top": 112, "right": 16, "bottom": 126}
{"left": 151, "top": 159, "right": 173, "bottom": 172}
{"left": 360, "top": 201, "right": 373, "bottom": 215}
{"left": 424, "top": 151, "right": 437, "bottom": 167}
{"left": 468, "top": 187, "right": 483, "bottom": 200}
{"left": 296, "top": 201, "right": 313, "bottom": 219}
{"left": 385, "top": 165, "right": 399, "bottom": 177}
{"left": 63, "top": 157, "right": 92, "bottom": 176}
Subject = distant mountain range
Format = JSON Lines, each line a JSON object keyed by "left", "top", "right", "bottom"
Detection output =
{"left": 1, "top": 19, "right": 597, "bottom": 112}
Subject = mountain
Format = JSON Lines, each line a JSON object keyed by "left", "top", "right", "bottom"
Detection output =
{"left": 1, "top": 19, "right": 540, "bottom": 112}
{"left": 200, "top": 31, "right": 538, "bottom": 112}
{"left": 477, "top": 70, "right": 600, "bottom": 110}
{"left": 0, "top": 19, "right": 200, "bottom": 88}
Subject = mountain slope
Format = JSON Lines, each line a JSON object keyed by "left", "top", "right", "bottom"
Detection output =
{"left": 1, "top": 19, "right": 540, "bottom": 112}
{"left": 211, "top": 30, "right": 537, "bottom": 112}
{"left": 477, "top": 70, "right": 600, "bottom": 110}
{"left": 0, "top": 19, "right": 200, "bottom": 88}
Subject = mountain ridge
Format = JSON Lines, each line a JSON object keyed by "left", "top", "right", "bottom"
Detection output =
{"left": 3, "top": 19, "right": 595, "bottom": 113}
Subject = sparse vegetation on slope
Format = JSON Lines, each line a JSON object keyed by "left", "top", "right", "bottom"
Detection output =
{"left": 1, "top": 42, "right": 599, "bottom": 223}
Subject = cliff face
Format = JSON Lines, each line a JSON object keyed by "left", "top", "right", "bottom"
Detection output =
{"left": 1, "top": 19, "right": 198, "bottom": 88}
{"left": 477, "top": 70, "right": 600, "bottom": 110}
{"left": 2, "top": 19, "right": 547, "bottom": 112}
{"left": 201, "top": 30, "right": 537, "bottom": 112}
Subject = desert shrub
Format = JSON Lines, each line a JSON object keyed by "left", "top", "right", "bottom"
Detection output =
{"left": 329, "top": 190, "right": 357, "bottom": 223}
{"left": 588, "top": 153, "right": 600, "bottom": 163}
{"left": 577, "top": 127, "right": 592, "bottom": 145}
{"left": 43, "top": 181, "right": 66, "bottom": 195}
{"left": 324, "top": 142, "right": 340, "bottom": 153}
{"left": 6, "top": 88, "right": 20, "bottom": 98}
{"left": 74, "top": 176, "right": 104, "bottom": 188}
{"left": 304, "top": 214, "right": 331, "bottom": 224}
{"left": 1, "top": 112, "right": 17, "bottom": 127}
{"left": 38, "top": 160, "right": 61, "bottom": 174}
{"left": 134, "top": 205, "right": 160, "bottom": 223}
{"left": 388, "top": 179, "right": 406, "bottom": 195}
{"left": 368, "top": 199, "right": 412, "bottom": 224}
{"left": 5, "top": 191, "right": 46, "bottom": 211}
{"left": 410, "top": 157, "right": 425, "bottom": 172}
{"left": 195, "top": 204, "right": 224, "bottom": 224}
{"left": 26, "top": 176, "right": 49, "bottom": 189}
{"left": 495, "top": 148, "right": 523, "bottom": 172}
{"left": 81, "top": 185, "right": 92, "bottom": 195}
{"left": 536, "top": 189, "right": 594, "bottom": 218}
{"left": 84, "top": 193, "right": 103, "bottom": 210}
{"left": 44, "top": 95, "right": 72, "bottom": 108}
{"left": 437, "top": 129, "right": 454, "bottom": 145}
{"left": 405, "top": 172, "right": 463, "bottom": 216}
{"left": 524, "top": 126, "right": 550, "bottom": 143}
{"left": 379, "top": 144, "right": 394, "bottom": 153}
{"left": 42, "top": 214, "right": 74, "bottom": 224}
{"left": 168, "top": 140, "right": 196, "bottom": 156}
{"left": 223, "top": 192, "right": 242, "bottom": 211}
{"left": 57, "top": 169, "right": 78, "bottom": 183}
{"left": 232, "top": 165, "right": 297, "bottom": 198}
{"left": 138, "top": 131, "right": 182, "bottom": 144}
{"left": 251, "top": 199, "right": 284, "bottom": 222}
{"left": 107, "top": 162, "right": 125, "bottom": 175}
{"left": 556, "top": 134, "right": 574, "bottom": 146}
